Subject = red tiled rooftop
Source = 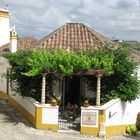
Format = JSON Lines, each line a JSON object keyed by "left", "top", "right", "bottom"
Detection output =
{"left": 18, "top": 36, "right": 38, "bottom": 50}
{"left": 37, "top": 23, "right": 116, "bottom": 51}
{"left": 0, "top": 43, "right": 10, "bottom": 52}
{"left": 0, "top": 23, "right": 117, "bottom": 52}
{"left": 0, "top": 36, "right": 38, "bottom": 52}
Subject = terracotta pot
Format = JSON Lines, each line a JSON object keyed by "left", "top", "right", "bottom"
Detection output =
{"left": 51, "top": 99, "right": 57, "bottom": 106}
{"left": 83, "top": 101, "right": 90, "bottom": 107}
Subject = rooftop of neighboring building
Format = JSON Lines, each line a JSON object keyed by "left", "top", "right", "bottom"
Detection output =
{"left": 0, "top": 36, "right": 38, "bottom": 52}
{"left": 17, "top": 36, "right": 38, "bottom": 51}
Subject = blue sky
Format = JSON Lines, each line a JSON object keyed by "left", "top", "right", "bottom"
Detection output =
{"left": 1, "top": 0, "right": 140, "bottom": 40}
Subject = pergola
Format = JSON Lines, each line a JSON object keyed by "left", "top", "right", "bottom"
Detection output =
{"left": 41, "top": 69, "right": 104, "bottom": 107}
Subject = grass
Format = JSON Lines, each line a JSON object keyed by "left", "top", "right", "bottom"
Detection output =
{"left": 119, "top": 41, "right": 140, "bottom": 51}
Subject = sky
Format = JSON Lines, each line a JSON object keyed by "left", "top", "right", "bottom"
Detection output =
{"left": 1, "top": 0, "right": 140, "bottom": 40}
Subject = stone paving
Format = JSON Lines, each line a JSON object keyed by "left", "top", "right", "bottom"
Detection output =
{"left": 0, "top": 98, "right": 140, "bottom": 140}
{"left": 0, "top": 98, "right": 97, "bottom": 140}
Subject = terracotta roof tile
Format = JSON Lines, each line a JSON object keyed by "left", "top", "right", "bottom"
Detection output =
{"left": 37, "top": 23, "right": 116, "bottom": 51}
{"left": 0, "top": 36, "right": 38, "bottom": 52}
{"left": 0, "top": 43, "right": 10, "bottom": 52}
{"left": 0, "top": 23, "right": 117, "bottom": 52}
{"left": 18, "top": 36, "right": 38, "bottom": 50}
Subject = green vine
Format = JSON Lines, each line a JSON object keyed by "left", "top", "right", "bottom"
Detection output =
{"left": 4, "top": 47, "right": 140, "bottom": 103}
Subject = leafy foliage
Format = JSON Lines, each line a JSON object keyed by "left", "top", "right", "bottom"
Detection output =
{"left": 81, "top": 48, "right": 140, "bottom": 103}
{"left": 126, "top": 125, "right": 137, "bottom": 136}
{"left": 4, "top": 47, "right": 140, "bottom": 103}
{"left": 14, "top": 49, "right": 114, "bottom": 77}
{"left": 85, "top": 48, "right": 114, "bottom": 75}
{"left": 101, "top": 48, "right": 139, "bottom": 102}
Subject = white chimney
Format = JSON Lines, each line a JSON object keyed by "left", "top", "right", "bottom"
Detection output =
{"left": 10, "top": 26, "right": 17, "bottom": 53}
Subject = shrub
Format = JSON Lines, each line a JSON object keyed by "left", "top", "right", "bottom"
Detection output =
{"left": 126, "top": 124, "right": 137, "bottom": 136}
{"left": 136, "top": 112, "right": 140, "bottom": 130}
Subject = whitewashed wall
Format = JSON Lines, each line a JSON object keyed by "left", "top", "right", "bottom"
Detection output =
{"left": 0, "top": 57, "right": 10, "bottom": 92}
{"left": 0, "top": 10, "right": 10, "bottom": 47}
{"left": 0, "top": 57, "right": 36, "bottom": 117}
{"left": 10, "top": 38, "right": 17, "bottom": 53}
{"left": 81, "top": 106, "right": 99, "bottom": 127}
{"left": 42, "top": 105, "right": 58, "bottom": 124}
{"left": 103, "top": 98, "right": 140, "bottom": 126}
{"left": 9, "top": 92, "right": 36, "bottom": 117}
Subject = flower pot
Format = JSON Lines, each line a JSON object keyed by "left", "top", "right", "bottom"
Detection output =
{"left": 51, "top": 99, "right": 57, "bottom": 106}
{"left": 83, "top": 101, "right": 90, "bottom": 107}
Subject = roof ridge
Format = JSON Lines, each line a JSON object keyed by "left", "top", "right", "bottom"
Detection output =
{"left": 38, "top": 23, "right": 85, "bottom": 44}
{"left": 65, "top": 22, "right": 84, "bottom": 25}
{"left": 38, "top": 24, "right": 66, "bottom": 44}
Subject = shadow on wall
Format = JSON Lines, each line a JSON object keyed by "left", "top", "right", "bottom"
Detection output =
{"left": 121, "top": 101, "right": 127, "bottom": 120}
{"left": 0, "top": 57, "right": 10, "bottom": 93}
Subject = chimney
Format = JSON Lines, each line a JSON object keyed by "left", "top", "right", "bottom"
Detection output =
{"left": 10, "top": 26, "right": 17, "bottom": 53}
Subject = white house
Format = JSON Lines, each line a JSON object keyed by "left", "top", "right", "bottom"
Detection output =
{"left": 0, "top": 6, "right": 17, "bottom": 53}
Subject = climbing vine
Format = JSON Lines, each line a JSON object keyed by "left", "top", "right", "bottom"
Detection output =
{"left": 19, "top": 49, "right": 115, "bottom": 76}
{"left": 4, "top": 47, "right": 140, "bottom": 103}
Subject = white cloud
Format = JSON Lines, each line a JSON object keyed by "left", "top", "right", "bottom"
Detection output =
{"left": 5, "top": 0, "right": 46, "bottom": 8}
{"left": 1, "top": 0, "right": 140, "bottom": 40}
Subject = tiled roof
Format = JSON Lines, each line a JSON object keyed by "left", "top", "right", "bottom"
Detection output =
{"left": 18, "top": 36, "right": 38, "bottom": 50}
{"left": 0, "top": 23, "right": 117, "bottom": 52}
{"left": 0, "top": 36, "right": 38, "bottom": 52}
{"left": 0, "top": 43, "right": 10, "bottom": 52}
{"left": 37, "top": 23, "right": 116, "bottom": 51}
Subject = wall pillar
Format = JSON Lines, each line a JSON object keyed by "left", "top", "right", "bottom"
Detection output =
{"left": 96, "top": 75, "right": 102, "bottom": 107}
{"left": 41, "top": 73, "right": 47, "bottom": 104}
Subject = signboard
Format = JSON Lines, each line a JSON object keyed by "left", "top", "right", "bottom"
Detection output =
{"left": 82, "top": 111, "right": 97, "bottom": 125}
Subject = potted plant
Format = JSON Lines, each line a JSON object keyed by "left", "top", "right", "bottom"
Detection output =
{"left": 67, "top": 103, "right": 78, "bottom": 117}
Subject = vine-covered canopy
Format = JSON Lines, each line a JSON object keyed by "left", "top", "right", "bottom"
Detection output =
{"left": 4, "top": 47, "right": 140, "bottom": 103}
{"left": 7, "top": 49, "right": 115, "bottom": 77}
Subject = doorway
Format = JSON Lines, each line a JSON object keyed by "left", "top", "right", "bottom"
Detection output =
{"left": 59, "top": 76, "right": 81, "bottom": 131}
{"left": 64, "top": 76, "right": 80, "bottom": 106}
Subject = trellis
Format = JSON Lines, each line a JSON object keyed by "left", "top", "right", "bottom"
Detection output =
{"left": 41, "top": 69, "right": 104, "bottom": 106}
